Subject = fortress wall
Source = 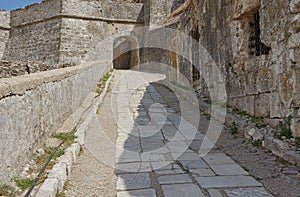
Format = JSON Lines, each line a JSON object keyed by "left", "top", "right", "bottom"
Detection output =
{"left": 0, "top": 61, "right": 111, "bottom": 182}
{"left": 3, "top": 18, "right": 62, "bottom": 63}
{"left": 3, "top": 0, "right": 144, "bottom": 64}
{"left": 10, "top": 0, "right": 62, "bottom": 27}
{"left": 162, "top": 0, "right": 300, "bottom": 136}
{"left": 62, "top": 0, "right": 144, "bottom": 22}
{"left": 0, "top": 11, "right": 10, "bottom": 60}
{"left": 147, "top": 0, "right": 184, "bottom": 26}
{"left": 3, "top": 0, "right": 63, "bottom": 63}
{"left": 59, "top": 18, "right": 140, "bottom": 63}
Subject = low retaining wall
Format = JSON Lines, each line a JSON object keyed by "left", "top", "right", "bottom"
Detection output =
{"left": 0, "top": 61, "right": 111, "bottom": 182}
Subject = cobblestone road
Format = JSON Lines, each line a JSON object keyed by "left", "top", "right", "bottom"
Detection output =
{"left": 111, "top": 70, "right": 273, "bottom": 197}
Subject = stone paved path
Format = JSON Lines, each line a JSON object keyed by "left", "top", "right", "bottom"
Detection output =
{"left": 112, "top": 70, "right": 273, "bottom": 197}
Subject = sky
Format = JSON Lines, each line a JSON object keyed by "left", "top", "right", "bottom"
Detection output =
{"left": 0, "top": 0, "right": 41, "bottom": 10}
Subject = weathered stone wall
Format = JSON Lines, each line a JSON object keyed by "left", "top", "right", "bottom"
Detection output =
{"left": 144, "top": 0, "right": 184, "bottom": 26}
{"left": 3, "top": 0, "right": 144, "bottom": 64}
{"left": 0, "top": 61, "right": 111, "bottom": 182}
{"left": 0, "top": 11, "right": 10, "bottom": 60}
{"left": 0, "top": 61, "right": 75, "bottom": 78}
{"left": 3, "top": 18, "right": 62, "bottom": 63}
{"left": 59, "top": 18, "right": 139, "bottom": 63}
{"left": 2, "top": 0, "right": 62, "bottom": 63}
{"left": 162, "top": 0, "right": 300, "bottom": 136}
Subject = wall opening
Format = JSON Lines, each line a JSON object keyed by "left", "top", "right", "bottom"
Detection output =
{"left": 113, "top": 36, "right": 139, "bottom": 69}
{"left": 248, "top": 11, "right": 271, "bottom": 56}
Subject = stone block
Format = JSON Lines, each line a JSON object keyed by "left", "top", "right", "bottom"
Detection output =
{"left": 225, "top": 187, "right": 273, "bottom": 197}
{"left": 290, "top": 0, "right": 300, "bottom": 13}
{"left": 255, "top": 94, "right": 270, "bottom": 117}
{"left": 190, "top": 169, "right": 216, "bottom": 177}
{"left": 203, "top": 154, "right": 235, "bottom": 165}
{"left": 57, "top": 152, "right": 73, "bottom": 175}
{"left": 158, "top": 174, "right": 192, "bottom": 184}
{"left": 162, "top": 184, "right": 205, "bottom": 197}
{"left": 270, "top": 92, "right": 292, "bottom": 118}
{"left": 116, "top": 173, "right": 151, "bottom": 190}
{"left": 244, "top": 72, "right": 258, "bottom": 96}
{"left": 257, "top": 68, "right": 275, "bottom": 93}
{"left": 195, "top": 176, "right": 262, "bottom": 188}
{"left": 180, "top": 160, "right": 209, "bottom": 169}
{"left": 117, "top": 189, "right": 156, "bottom": 197}
{"left": 210, "top": 164, "right": 248, "bottom": 176}
{"left": 288, "top": 33, "right": 300, "bottom": 49}
{"left": 47, "top": 163, "right": 67, "bottom": 192}
{"left": 291, "top": 118, "right": 300, "bottom": 137}
{"left": 36, "top": 178, "right": 58, "bottom": 197}
{"left": 234, "top": 0, "right": 260, "bottom": 19}
{"left": 235, "top": 96, "right": 255, "bottom": 116}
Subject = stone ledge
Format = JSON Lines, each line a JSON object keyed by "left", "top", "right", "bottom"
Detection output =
{"left": 0, "top": 61, "right": 104, "bottom": 99}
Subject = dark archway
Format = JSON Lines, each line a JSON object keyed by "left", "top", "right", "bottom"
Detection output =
{"left": 113, "top": 36, "right": 139, "bottom": 69}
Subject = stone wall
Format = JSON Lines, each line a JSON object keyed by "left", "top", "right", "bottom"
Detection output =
{"left": 3, "top": 0, "right": 144, "bottom": 64}
{"left": 0, "top": 61, "right": 111, "bottom": 182}
{"left": 160, "top": 0, "right": 300, "bottom": 136}
{"left": 59, "top": 18, "right": 140, "bottom": 63}
{"left": 0, "top": 11, "right": 10, "bottom": 60}
{"left": 143, "top": 0, "right": 184, "bottom": 26}
{"left": 3, "top": 18, "right": 62, "bottom": 63}
{"left": 0, "top": 61, "right": 75, "bottom": 78}
{"left": 2, "top": 0, "right": 62, "bottom": 63}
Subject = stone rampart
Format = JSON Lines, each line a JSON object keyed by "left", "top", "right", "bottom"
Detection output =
{"left": 3, "top": 0, "right": 144, "bottom": 64}
{"left": 0, "top": 11, "right": 10, "bottom": 60}
{"left": 0, "top": 61, "right": 111, "bottom": 181}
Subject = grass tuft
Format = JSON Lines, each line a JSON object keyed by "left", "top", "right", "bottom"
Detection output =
{"left": 230, "top": 122, "right": 239, "bottom": 135}
{"left": 0, "top": 183, "right": 16, "bottom": 197}
{"left": 14, "top": 178, "right": 34, "bottom": 191}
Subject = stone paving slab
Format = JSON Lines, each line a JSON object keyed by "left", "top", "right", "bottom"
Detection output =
{"left": 203, "top": 153, "right": 236, "bottom": 165}
{"left": 116, "top": 162, "right": 152, "bottom": 173}
{"left": 180, "top": 159, "right": 209, "bottom": 169}
{"left": 196, "top": 175, "right": 262, "bottom": 188}
{"left": 207, "top": 189, "right": 223, "bottom": 197}
{"left": 225, "top": 187, "right": 274, "bottom": 197}
{"left": 117, "top": 189, "right": 156, "bottom": 197}
{"left": 158, "top": 174, "right": 192, "bottom": 184}
{"left": 190, "top": 168, "right": 216, "bottom": 177}
{"left": 210, "top": 164, "right": 249, "bottom": 175}
{"left": 161, "top": 184, "right": 205, "bottom": 197}
{"left": 117, "top": 173, "right": 151, "bottom": 190}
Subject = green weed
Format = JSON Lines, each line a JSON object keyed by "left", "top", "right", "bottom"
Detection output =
{"left": 0, "top": 183, "right": 16, "bottom": 197}
{"left": 14, "top": 178, "right": 34, "bottom": 191}
{"left": 230, "top": 122, "right": 239, "bottom": 135}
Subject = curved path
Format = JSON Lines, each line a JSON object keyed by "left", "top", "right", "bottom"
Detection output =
{"left": 66, "top": 70, "right": 273, "bottom": 197}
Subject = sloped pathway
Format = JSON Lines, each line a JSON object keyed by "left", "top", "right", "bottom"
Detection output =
{"left": 113, "top": 70, "right": 273, "bottom": 197}
{"left": 66, "top": 70, "right": 273, "bottom": 197}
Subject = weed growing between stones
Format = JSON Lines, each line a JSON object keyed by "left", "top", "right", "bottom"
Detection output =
{"left": 56, "top": 190, "right": 66, "bottom": 197}
{"left": 233, "top": 109, "right": 267, "bottom": 129}
{"left": 14, "top": 178, "right": 34, "bottom": 191}
{"left": 0, "top": 183, "right": 16, "bottom": 197}
{"left": 230, "top": 122, "right": 238, "bottom": 135}
{"left": 52, "top": 130, "right": 77, "bottom": 147}
{"left": 251, "top": 116, "right": 267, "bottom": 129}
{"left": 275, "top": 115, "right": 293, "bottom": 139}
{"left": 175, "top": 161, "right": 190, "bottom": 174}
{"left": 95, "top": 70, "right": 114, "bottom": 114}
{"left": 14, "top": 130, "right": 77, "bottom": 193}
{"left": 252, "top": 139, "right": 263, "bottom": 147}
{"left": 95, "top": 71, "right": 113, "bottom": 95}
